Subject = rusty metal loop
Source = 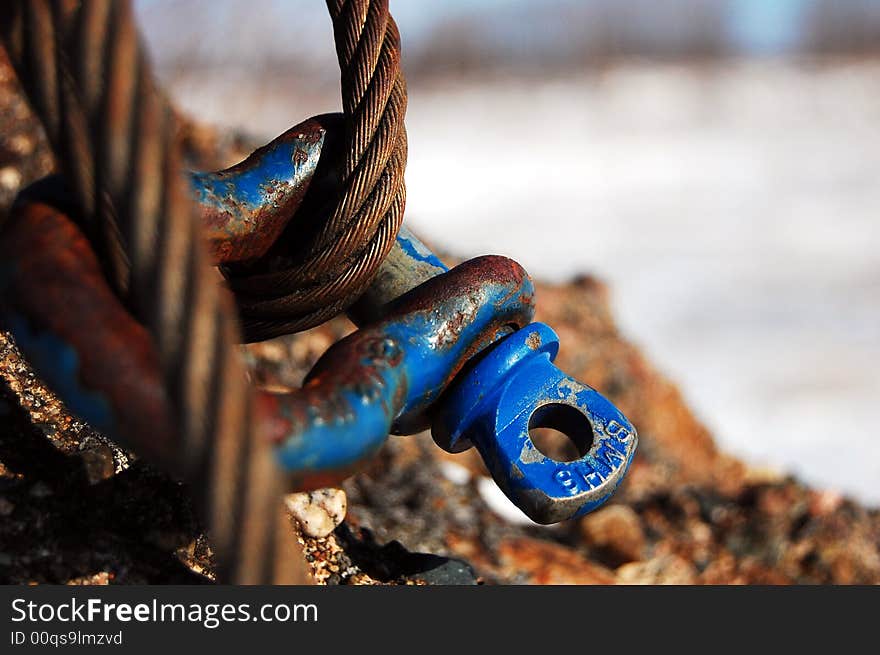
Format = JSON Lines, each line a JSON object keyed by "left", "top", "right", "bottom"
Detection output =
{"left": 0, "top": 1, "right": 298, "bottom": 583}
{"left": 224, "top": 0, "right": 409, "bottom": 342}
{"left": 0, "top": 0, "right": 409, "bottom": 579}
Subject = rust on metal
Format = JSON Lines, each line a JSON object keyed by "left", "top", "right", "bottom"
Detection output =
{"left": 0, "top": 198, "right": 178, "bottom": 465}
{"left": 191, "top": 118, "right": 326, "bottom": 265}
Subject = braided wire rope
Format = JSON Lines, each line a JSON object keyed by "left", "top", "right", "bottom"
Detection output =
{"left": 0, "top": 0, "right": 273, "bottom": 583}
{"left": 0, "top": 0, "right": 407, "bottom": 580}
{"left": 227, "top": 0, "right": 408, "bottom": 342}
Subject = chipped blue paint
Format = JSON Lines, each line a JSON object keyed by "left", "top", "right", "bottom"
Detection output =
{"left": 1, "top": 117, "right": 636, "bottom": 523}
{"left": 273, "top": 343, "right": 399, "bottom": 473}
{"left": 274, "top": 382, "right": 391, "bottom": 473}
{"left": 188, "top": 117, "right": 632, "bottom": 519}
{"left": 274, "top": 256, "right": 534, "bottom": 478}
{"left": 433, "top": 322, "right": 638, "bottom": 524}
{"left": 275, "top": 230, "right": 638, "bottom": 523}
{"left": 189, "top": 134, "right": 316, "bottom": 211}
{"left": 396, "top": 226, "right": 448, "bottom": 272}
{"left": 3, "top": 312, "right": 115, "bottom": 435}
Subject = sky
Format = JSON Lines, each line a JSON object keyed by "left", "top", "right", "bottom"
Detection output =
{"left": 136, "top": 0, "right": 880, "bottom": 65}
{"left": 727, "top": 0, "right": 810, "bottom": 54}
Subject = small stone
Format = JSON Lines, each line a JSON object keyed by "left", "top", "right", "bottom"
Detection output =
{"left": 7, "top": 133, "right": 34, "bottom": 156}
{"left": 580, "top": 504, "right": 646, "bottom": 564}
{"left": 77, "top": 444, "right": 117, "bottom": 484}
{"left": 405, "top": 556, "right": 478, "bottom": 585}
{"left": 616, "top": 555, "right": 698, "bottom": 584}
{"left": 285, "top": 488, "right": 347, "bottom": 538}
{"left": 497, "top": 537, "right": 615, "bottom": 584}
{"left": 0, "top": 166, "right": 21, "bottom": 190}
{"left": 253, "top": 341, "right": 286, "bottom": 363}
{"left": 437, "top": 460, "right": 471, "bottom": 486}
{"left": 809, "top": 489, "right": 843, "bottom": 517}
{"left": 65, "top": 572, "right": 111, "bottom": 585}
{"left": 742, "top": 465, "right": 786, "bottom": 486}
{"left": 0, "top": 497, "right": 14, "bottom": 516}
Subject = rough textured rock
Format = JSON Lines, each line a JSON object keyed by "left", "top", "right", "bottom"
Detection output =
{"left": 580, "top": 505, "right": 646, "bottom": 565}
{"left": 1, "top": 48, "right": 878, "bottom": 585}
{"left": 285, "top": 489, "right": 347, "bottom": 539}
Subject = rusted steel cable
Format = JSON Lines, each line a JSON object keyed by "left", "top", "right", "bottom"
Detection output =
{"left": 0, "top": 0, "right": 409, "bottom": 579}
{"left": 226, "top": 0, "right": 409, "bottom": 342}
{"left": 0, "top": 1, "right": 302, "bottom": 584}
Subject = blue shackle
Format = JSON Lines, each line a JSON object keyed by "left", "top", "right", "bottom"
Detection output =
{"left": 184, "top": 122, "right": 639, "bottom": 523}
{"left": 358, "top": 230, "right": 638, "bottom": 523}
{"left": 433, "top": 322, "right": 637, "bottom": 523}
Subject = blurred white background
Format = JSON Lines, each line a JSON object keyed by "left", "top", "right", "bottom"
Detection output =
{"left": 135, "top": 0, "right": 880, "bottom": 503}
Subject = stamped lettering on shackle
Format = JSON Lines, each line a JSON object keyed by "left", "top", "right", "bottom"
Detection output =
{"left": 552, "top": 419, "right": 632, "bottom": 495}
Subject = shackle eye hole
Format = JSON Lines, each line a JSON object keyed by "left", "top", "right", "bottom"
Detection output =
{"left": 528, "top": 403, "right": 593, "bottom": 463}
